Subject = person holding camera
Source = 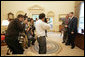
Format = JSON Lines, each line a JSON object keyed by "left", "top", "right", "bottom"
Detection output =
{"left": 5, "top": 14, "right": 28, "bottom": 54}
{"left": 35, "top": 13, "right": 51, "bottom": 54}
{"left": 25, "top": 18, "right": 36, "bottom": 47}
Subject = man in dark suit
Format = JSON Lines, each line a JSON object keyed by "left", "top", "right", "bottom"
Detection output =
{"left": 66, "top": 12, "right": 78, "bottom": 49}
{"left": 5, "top": 14, "right": 28, "bottom": 54}
{"left": 62, "top": 14, "right": 69, "bottom": 44}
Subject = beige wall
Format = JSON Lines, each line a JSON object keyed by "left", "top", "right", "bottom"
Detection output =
{"left": 1, "top": 1, "right": 75, "bottom": 33}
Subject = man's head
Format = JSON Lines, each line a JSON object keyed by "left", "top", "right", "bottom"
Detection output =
{"left": 24, "top": 18, "right": 28, "bottom": 24}
{"left": 30, "top": 18, "right": 34, "bottom": 24}
{"left": 39, "top": 13, "right": 45, "bottom": 21}
{"left": 36, "top": 18, "right": 38, "bottom": 21}
{"left": 17, "top": 14, "right": 24, "bottom": 22}
{"left": 69, "top": 12, "right": 74, "bottom": 17}
{"left": 66, "top": 14, "right": 69, "bottom": 19}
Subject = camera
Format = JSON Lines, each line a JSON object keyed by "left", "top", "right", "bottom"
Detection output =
{"left": 27, "top": 18, "right": 31, "bottom": 22}
{"left": 44, "top": 18, "right": 47, "bottom": 23}
{"left": 24, "top": 13, "right": 31, "bottom": 22}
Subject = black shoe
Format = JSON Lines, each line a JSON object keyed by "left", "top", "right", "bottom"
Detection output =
{"left": 65, "top": 43, "right": 70, "bottom": 46}
{"left": 25, "top": 46, "right": 28, "bottom": 49}
{"left": 28, "top": 45, "right": 30, "bottom": 47}
{"left": 32, "top": 43, "right": 35, "bottom": 45}
{"left": 71, "top": 46, "right": 75, "bottom": 49}
{"left": 62, "top": 41, "right": 65, "bottom": 43}
{"left": 6, "top": 52, "right": 10, "bottom": 55}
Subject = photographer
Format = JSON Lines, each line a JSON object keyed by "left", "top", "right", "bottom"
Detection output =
{"left": 5, "top": 14, "right": 27, "bottom": 54}
{"left": 35, "top": 13, "right": 51, "bottom": 54}
{"left": 25, "top": 18, "right": 36, "bottom": 47}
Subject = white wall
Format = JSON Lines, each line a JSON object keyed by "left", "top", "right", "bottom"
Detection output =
{"left": 1, "top": 1, "right": 75, "bottom": 32}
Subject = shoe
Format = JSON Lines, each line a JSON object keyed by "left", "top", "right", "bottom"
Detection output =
{"left": 65, "top": 43, "right": 70, "bottom": 46}
{"left": 71, "top": 46, "right": 75, "bottom": 49}
{"left": 62, "top": 41, "right": 65, "bottom": 43}
{"left": 32, "top": 43, "right": 35, "bottom": 45}
{"left": 25, "top": 46, "right": 28, "bottom": 49}
{"left": 28, "top": 46, "right": 30, "bottom": 47}
{"left": 6, "top": 52, "right": 10, "bottom": 55}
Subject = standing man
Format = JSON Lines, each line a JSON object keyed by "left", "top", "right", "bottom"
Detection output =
{"left": 62, "top": 14, "right": 69, "bottom": 44}
{"left": 5, "top": 14, "right": 27, "bottom": 54}
{"left": 66, "top": 12, "right": 78, "bottom": 49}
{"left": 35, "top": 13, "right": 50, "bottom": 54}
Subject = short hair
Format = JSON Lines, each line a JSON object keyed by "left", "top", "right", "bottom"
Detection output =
{"left": 17, "top": 14, "right": 24, "bottom": 18}
{"left": 70, "top": 12, "right": 74, "bottom": 14}
{"left": 24, "top": 16, "right": 28, "bottom": 20}
{"left": 30, "top": 18, "right": 33, "bottom": 21}
{"left": 39, "top": 13, "right": 45, "bottom": 19}
{"left": 36, "top": 18, "right": 37, "bottom": 19}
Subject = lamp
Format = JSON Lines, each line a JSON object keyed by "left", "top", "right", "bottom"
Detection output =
{"left": 2, "top": 20, "right": 9, "bottom": 26}
{"left": 2, "top": 20, "right": 9, "bottom": 34}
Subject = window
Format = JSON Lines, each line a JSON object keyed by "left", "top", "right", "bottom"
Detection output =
{"left": 47, "top": 11, "right": 54, "bottom": 30}
{"left": 32, "top": 14, "right": 39, "bottom": 25}
{"left": 2, "top": 20, "right": 9, "bottom": 26}
{"left": 78, "top": 2, "right": 84, "bottom": 34}
{"left": 48, "top": 17, "right": 53, "bottom": 30}
{"left": 32, "top": 14, "right": 39, "bottom": 20}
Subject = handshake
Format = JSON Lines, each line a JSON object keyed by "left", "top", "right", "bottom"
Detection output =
{"left": 65, "top": 25, "right": 68, "bottom": 28}
{"left": 64, "top": 25, "right": 74, "bottom": 34}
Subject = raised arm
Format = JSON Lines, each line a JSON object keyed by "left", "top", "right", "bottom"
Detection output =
{"left": 41, "top": 22, "right": 51, "bottom": 30}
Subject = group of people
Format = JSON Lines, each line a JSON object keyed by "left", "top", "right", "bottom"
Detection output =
{"left": 62, "top": 12, "right": 78, "bottom": 49}
{"left": 5, "top": 13, "right": 50, "bottom": 54}
{"left": 5, "top": 12, "right": 78, "bottom": 54}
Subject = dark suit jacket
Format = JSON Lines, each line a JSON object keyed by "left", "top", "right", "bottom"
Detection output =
{"left": 68, "top": 17, "right": 78, "bottom": 34}
{"left": 6, "top": 18, "right": 25, "bottom": 37}
{"left": 62, "top": 18, "right": 69, "bottom": 32}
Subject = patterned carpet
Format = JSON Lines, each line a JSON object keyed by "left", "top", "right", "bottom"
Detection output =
{"left": 1, "top": 32, "right": 84, "bottom": 56}
{"left": 34, "top": 40, "right": 62, "bottom": 54}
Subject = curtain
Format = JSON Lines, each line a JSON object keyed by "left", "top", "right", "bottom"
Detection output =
{"left": 75, "top": 1, "right": 84, "bottom": 26}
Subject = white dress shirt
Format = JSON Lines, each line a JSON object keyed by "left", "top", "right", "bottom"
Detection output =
{"left": 35, "top": 19, "right": 51, "bottom": 37}
{"left": 69, "top": 16, "right": 74, "bottom": 19}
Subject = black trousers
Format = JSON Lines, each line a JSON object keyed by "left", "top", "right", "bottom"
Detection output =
{"left": 28, "top": 37, "right": 36, "bottom": 47}
{"left": 5, "top": 36, "right": 24, "bottom": 54}
{"left": 37, "top": 36, "right": 46, "bottom": 54}
{"left": 67, "top": 32, "right": 76, "bottom": 47}
{"left": 63, "top": 31, "right": 68, "bottom": 43}
{"left": 45, "top": 30, "right": 47, "bottom": 37}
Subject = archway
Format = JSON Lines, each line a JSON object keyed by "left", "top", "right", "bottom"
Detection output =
{"left": 16, "top": 11, "right": 25, "bottom": 17}
{"left": 28, "top": 5, "right": 44, "bottom": 19}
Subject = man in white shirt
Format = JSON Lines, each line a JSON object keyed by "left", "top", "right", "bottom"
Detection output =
{"left": 35, "top": 13, "right": 50, "bottom": 54}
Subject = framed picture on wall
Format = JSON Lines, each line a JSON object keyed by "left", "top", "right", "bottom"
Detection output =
{"left": 59, "top": 14, "right": 67, "bottom": 22}
{"left": 8, "top": 12, "right": 14, "bottom": 21}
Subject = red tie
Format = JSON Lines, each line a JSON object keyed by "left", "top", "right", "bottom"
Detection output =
{"left": 65, "top": 19, "right": 68, "bottom": 24}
